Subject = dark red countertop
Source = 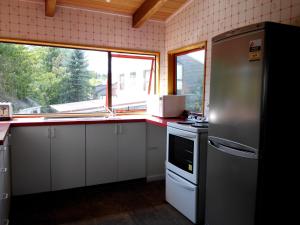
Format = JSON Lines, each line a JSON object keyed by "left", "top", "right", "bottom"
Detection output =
{"left": 0, "top": 123, "right": 10, "bottom": 145}
{"left": 0, "top": 115, "right": 183, "bottom": 144}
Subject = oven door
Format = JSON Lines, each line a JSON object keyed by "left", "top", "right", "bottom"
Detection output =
{"left": 166, "top": 126, "right": 198, "bottom": 184}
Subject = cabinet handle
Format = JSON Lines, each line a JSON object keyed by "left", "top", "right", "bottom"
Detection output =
{"left": 0, "top": 146, "right": 8, "bottom": 151}
{"left": 114, "top": 124, "right": 118, "bottom": 135}
{"left": 3, "top": 219, "right": 9, "bottom": 225}
{"left": 0, "top": 193, "right": 9, "bottom": 200}
{"left": 48, "top": 127, "right": 51, "bottom": 138}
{"left": 118, "top": 124, "right": 122, "bottom": 134}
{"left": 52, "top": 127, "right": 56, "bottom": 138}
{"left": 0, "top": 168, "right": 7, "bottom": 173}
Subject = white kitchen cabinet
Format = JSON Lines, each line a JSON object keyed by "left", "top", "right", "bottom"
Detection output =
{"left": 146, "top": 124, "right": 167, "bottom": 181}
{"left": 10, "top": 122, "right": 147, "bottom": 196}
{"left": 11, "top": 126, "right": 51, "bottom": 195}
{"left": 86, "top": 124, "right": 118, "bottom": 186}
{"left": 117, "top": 122, "right": 146, "bottom": 181}
{"left": 86, "top": 122, "right": 146, "bottom": 184}
{"left": 1, "top": 135, "right": 10, "bottom": 225}
{"left": 51, "top": 125, "right": 85, "bottom": 191}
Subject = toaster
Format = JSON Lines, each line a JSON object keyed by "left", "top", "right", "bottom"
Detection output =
{"left": 0, "top": 102, "right": 13, "bottom": 121}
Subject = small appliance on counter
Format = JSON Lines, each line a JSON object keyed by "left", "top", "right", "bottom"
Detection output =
{"left": 0, "top": 102, "right": 13, "bottom": 121}
{"left": 147, "top": 95, "right": 185, "bottom": 118}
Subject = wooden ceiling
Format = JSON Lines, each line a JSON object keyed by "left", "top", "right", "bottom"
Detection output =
{"left": 44, "top": 0, "right": 188, "bottom": 27}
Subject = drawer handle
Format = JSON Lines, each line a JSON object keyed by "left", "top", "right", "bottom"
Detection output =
{"left": 167, "top": 172, "right": 195, "bottom": 191}
{"left": 0, "top": 168, "right": 7, "bottom": 173}
{"left": 1, "top": 193, "right": 9, "bottom": 200}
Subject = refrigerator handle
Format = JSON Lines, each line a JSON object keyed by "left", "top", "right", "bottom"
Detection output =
{"left": 208, "top": 138, "right": 258, "bottom": 159}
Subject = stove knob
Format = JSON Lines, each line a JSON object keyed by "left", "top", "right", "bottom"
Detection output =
{"left": 197, "top": 116, "right": 202, "bottom": 121}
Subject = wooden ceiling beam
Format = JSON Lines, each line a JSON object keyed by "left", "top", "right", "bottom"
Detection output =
{"left": 133, "top": 0, "right": 168, "bottom": 28}
{"left": 45, "top": 0, "right": 57, "bottom": 17}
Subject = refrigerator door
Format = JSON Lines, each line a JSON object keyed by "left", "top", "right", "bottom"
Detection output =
{"left": 205, "top": 142, "right": 258, "bottom": 225}
{"left": 209, "top": 30, "right": 264, "bottom": 150}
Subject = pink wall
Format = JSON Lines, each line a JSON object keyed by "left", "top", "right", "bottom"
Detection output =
{"left": 0, "top": 0, "right": 166, "bottom": 81}
{"left": 165, "top": 0, "right": 300, "bottom": 115}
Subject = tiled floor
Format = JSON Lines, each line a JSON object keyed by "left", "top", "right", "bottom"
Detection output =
{"left": 10, "top": 179, "right": 193, "bottom": 225}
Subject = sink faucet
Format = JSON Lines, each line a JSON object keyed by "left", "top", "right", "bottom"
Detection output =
{"left": 104, "top": 106, "right": 116, "bottom": 117}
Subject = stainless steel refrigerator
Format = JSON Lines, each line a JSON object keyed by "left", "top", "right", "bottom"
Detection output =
{"left": 205, "top": 22, "right": 300, "bottom": 225}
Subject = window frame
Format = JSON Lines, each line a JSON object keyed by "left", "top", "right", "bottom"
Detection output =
{"left": 0, "top": 38, "right": 160, "bottom": 117}
{"left": 167, "top": 41, "right": 207, "bottom": 115}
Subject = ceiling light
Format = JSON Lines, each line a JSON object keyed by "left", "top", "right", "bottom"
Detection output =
{"left": 106, "top": 0, "right": 111, "bottom": 3}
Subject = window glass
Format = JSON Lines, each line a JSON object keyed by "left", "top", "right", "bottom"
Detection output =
{"left": 143, "top": 70, "right": 150, "bottom": 91}
{"left": 119, "top": 74, "right": 125, "bottom": 90}
{"left": 175, "top": 49, "right": 205, "bottom": 112}
{"left": 111, "top": 53, "right": 155, "bottom": 111}
{"left": 0, "top": 42, "right": 108, "bottom": 114}
{"left": 0, "top": 42, "right": 157, "bottom": 115}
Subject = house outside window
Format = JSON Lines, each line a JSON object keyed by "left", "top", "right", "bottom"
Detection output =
{"left": 168, "top": 41, "right": 206, "bottom": 114}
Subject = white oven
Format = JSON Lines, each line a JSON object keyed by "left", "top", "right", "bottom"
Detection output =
{"left": 166, "top": 121, "right": 208, "bottom": 224}
{"left": 166, "top": 126, "right": 199, "bottom": 184}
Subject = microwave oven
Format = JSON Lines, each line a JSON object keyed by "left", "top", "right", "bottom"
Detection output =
{"left": 0, "top": 102, "right": 13, "bottom": 121}
{"left": 147, "top": 95, "right": 185, "bottom": 118}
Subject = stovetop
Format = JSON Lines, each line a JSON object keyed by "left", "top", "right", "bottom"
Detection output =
{"left": 167, "top": 113, "right": 209, "bottom": 133}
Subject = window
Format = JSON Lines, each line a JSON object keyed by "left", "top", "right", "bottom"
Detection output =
{"left": 143, "top": 70, "right": 150, "bottom": 91}
{"left": 176, "top": 63, "right": 183, "bottom": 91}
{"left": 0, "top": 40, "right": 158, "bottom": 115}
{"left": 119, "top": 74, "right": 125, "bottom": 90}
{"left": 168, "top": 42, "right": 206, "bottom": 114}
{"left": 111, "top": 53, "right": 156, "bottom": 111}
{"left": 129, "top": 72, "right": 137, "bottom": 87}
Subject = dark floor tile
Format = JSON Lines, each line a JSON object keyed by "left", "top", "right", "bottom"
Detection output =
{"left": 9, "top": 180, "right": 193, "bottom": 225}
{"left": 93, "top": 213, "right": 136, "bottom": 225}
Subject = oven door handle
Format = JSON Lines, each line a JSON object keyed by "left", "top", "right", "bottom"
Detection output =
{"left": 178, "top": 134, "right": 197, "bottom": 139}
{"left": 169, "top": 132, "right": 197, "bottom": 140}
{"left": 167, "top": 172, "right": 196, "bottom": 191}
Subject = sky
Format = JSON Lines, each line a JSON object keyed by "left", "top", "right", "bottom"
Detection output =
{"left": 186, "top": 50, "right": 205, "bottom": 64}
{"left": 85, "top": 50, "right": 108, "bottom": 74}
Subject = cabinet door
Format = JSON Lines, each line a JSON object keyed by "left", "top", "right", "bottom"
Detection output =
{"left": 11, "top": 126, "right": 51, "bottom": 195}
{"left": 146, "top": 124, "right": 166, "bottom": 181}
{"left": 0, "top": 144, "right": 4, "bottom": 223}
{"left": 2, "top": 136, "right": 10, "bottom": 223}
{"left": 51, "top": 125, "right": 85, "bottom": 191}
{"left": 117, "top": 122, "right": 146, "bottom": 181}
{"left": 86, "top": 124, "right": 118, "bottom": 186}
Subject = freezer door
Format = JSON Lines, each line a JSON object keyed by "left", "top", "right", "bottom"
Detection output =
{"left": 209, "top": 30, "right": 264, "bottom": 149}
{"left": 205, "top": 143, "right": 258, "bottom": 225}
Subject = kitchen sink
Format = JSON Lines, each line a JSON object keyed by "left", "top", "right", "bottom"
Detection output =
{"left": 43, "top": 116, "right": 120, "bottom": 121}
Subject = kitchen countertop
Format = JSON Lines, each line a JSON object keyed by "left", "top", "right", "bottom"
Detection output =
{"left": 0, "top": 123, "right": 10, "bottom": 145}
{"left": 0, "top": 115, "right": 183, "bottom": 144}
